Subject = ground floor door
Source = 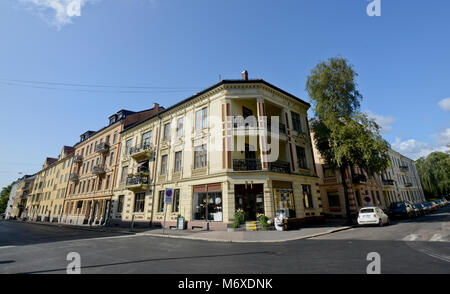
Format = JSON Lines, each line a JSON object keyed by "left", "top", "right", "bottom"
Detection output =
{"left": 235, "top": 184, "right": 264, "bottom": 221}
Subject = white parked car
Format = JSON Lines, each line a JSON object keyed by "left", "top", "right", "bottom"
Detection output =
{"left": 357, "top": 207, "right": 390, "bottom": 226}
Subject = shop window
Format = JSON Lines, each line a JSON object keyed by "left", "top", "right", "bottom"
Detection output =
{"left": 117, "top": 195, "right": 124, "bottom": 213}
{"left": 302, "top": 184, "right": 314, "bottom": 209}
{"left": 134, "top": 193, "right": 145, "bottom": 213}
{"left": 193, "top": 186, "right": 222, "bottom": 222}
{"left": 172, "top": 189, "right": 180, "bottom": 213}
{"left": 327, "top": 191, "right": 341, "bottom": 208}
{"left": 274, "top": 188, "right": 295, "bottom": 218}
{"left": 158, "top": 191, "right": 165, "bottom": 212}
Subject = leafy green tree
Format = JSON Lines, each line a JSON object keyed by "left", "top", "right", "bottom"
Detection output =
{"left": 0, "top": 184, "right": 12, "bottom": 213}
{"left": 415, "top": 152, "right": 450, "bottom": 199}
{"left": 306, "top": 57, "right": 390, "bottom": 224}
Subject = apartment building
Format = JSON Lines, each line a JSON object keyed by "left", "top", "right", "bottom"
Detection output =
{"left": 312, "top": 133, "right": 386, "bottom": 217}
{"left": 380, "top": 149, "right": 425, "bottom": 205}
{"left": 9, "top": 174, "right": 36, "bottom": 219}
{"left": 61, "top": 106, "right": 163, "bottom": 226}
{"left": 4, "top": 180, "right": 19, "bottom": 219}
{"left": 27, "top": 146, "right": 74, "bottom": 222}
{"left": 110, "top": 72, "right": 322, "bottom": 230}
{"left": 313, "top": 134, "right": 425, "bottom": 217}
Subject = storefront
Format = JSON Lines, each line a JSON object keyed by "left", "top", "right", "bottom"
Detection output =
{"left": 272, "top": 181, "right": 296, "bottom": 218}
{"left": 235, "top": 184, "right": 264, "bottom": 221}
{"left": 192, "top": 183, "right": 223, "bottom": 222}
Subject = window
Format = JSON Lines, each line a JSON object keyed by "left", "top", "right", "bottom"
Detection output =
{"left": 174, "top": 151, "right": 182, "bottom": 173}
{"left": 173, "top": 189, "right": 180, "bottom": 213}
{"left": 296, "top": 146, "right": 308, "bottom": 169}
{"left": 117, "top": 195, "right": 124, "bottom": 213}
{"left": 109, "top": 152, "right": 115, "bottom": 167}
{"left": 193, "top": 190, "right": 222, "bottom": 221}
{"left": 163, "top": 123, "right": 171, "bottom": 141}
{"left": 291, "top": 111, "right": 302, "bottom": 132}
{"left": 105, "top": 175, "right": 110, "bottom": 190}
{"left": 142, "top": 131, "right": 152, "bottom": 147}
{"left": 302, "top": 184, "right": 314, "bottom": 209}
{"left": 323, "top": 166, "right": 336, "bottom": 178}
{"left": 195, "top": 107, "right": 208, "bottom": 130}
{"left": 158, "top": 191, "right": 165, "bottom": 212}
{"left": 121, "top": 166, "right": 128, "bottom": 184}
{"left": 327, "top": 191, "right": 341, "bottom": 208}
{"left": 134, "top": 193, "right": 145, "bottom": 213}
{"left": 125, "top": 139, "right": 132, "bottom": 155}
{"left": 194, "top": 145, "right": 207, "bottom": 169}
{"left": 113, "top": 131, "right": 118, "bottom": 144}
{"left": 160, "top": 155, "right": 168, "bottom": 175}
{"left": 176, "top": 118, "right": 184, "bottom": 137}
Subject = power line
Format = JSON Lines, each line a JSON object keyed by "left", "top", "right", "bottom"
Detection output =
{"left": 0, "top": 78, "right": 202, "bottom": 94}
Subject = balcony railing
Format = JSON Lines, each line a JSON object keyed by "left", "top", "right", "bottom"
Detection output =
{"left": 269, "top": 161, "right": 291, "bottom": 174}
{"left": 73, "top": 155, "right": 83, "bottom": 164}
{"left": 382, "top": 179, "right": 395, "bottom": 186}
{"left": 404, "top": 182, "right": 413, "bottom": 187}
{"left": 399, "top": 165, "right": 409, "bottom": 172}
{"left": 129, "top": 143, "right": 154, "bottom": 160}
{"left": 126, "top": 173, "right": 149, "bottom": 191}
{"left": 95, "top": 142, "right": 110, "bottom": 154}
{"left": 352, "top": 174, "right": 367, "bottom": 184}
{"left": 233, "top": 159, "right": 262, "bottom": 171}
{"left": 92, "top": 164, "right": 106, "bottom": 175}
{"left": 69, "top": 173, "right": 79, "bottom": 182}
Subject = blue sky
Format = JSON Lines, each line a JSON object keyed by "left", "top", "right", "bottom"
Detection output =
{"left": 0, "top": 0, "right": 449, "bottom": 188}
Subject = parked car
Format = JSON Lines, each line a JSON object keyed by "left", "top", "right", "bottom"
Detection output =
{"left": 415, "top": 203, "right": 427, "bottom": 216}
{"left": 408, "top": 202, "right": 420, "bottom": 217}
{"left": 421, "top": 202, "right": 432, "bottom": 214}
{"left": 388, "top": 202, "right": 414, "bottom": 219}
{"left": 441, "top": 199, "right": 449, "bottom": 206}
{"left": 0, "top": 213, "right": 5, "bottom": 219}
{"left": 429, "top": 201, "right": 439, "bottom": 211}
{"left": 358, "top": 207, "right": 390, "bottom": 226}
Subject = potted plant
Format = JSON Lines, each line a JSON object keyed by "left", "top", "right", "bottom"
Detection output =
{"left": 257, "top": 213, "right": 271, "bottom": 231}
{"left": 230, "top": 209, "right": 245, "bottom": 230}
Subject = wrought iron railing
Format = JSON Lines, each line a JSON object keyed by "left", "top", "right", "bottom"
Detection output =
{"left": 126, "top": 173, "right": 149, "bottom": 187}
{"left": 352, "top": 174, "right": 367, "bottom": 184}
{"left": 95, "top": 142, "right": 110, "bottom": 154}
{"left": 233, "top": 159, "right": 262, "bottom": 171}
{"left": 269, "top": 161, "right": 291, "bottom": 174}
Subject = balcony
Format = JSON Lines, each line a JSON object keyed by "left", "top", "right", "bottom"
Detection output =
{"left": 404, "top": 182, "right": 413, "bottom": 187}
{"left": 129, "top": 143, "right": 154, "bottom": 161}
{"left": 126, "top": 173, "right": 149, "bottom": 191}
{"left": 92, "top": 164, "right": 106, "bottom": 176}
{"left": 382, "top": 179, "right": 395, "bottom": 186}
{"left": 69, "top": 173, "right": 79, "bottom": 182}
{"left": 399, "top": 165, "right": 409, "bottom": 172}
{"left": 233, "top": 159, "right": 262, "bottom": 171}
{"left": 95, "top": 142, "right": 110, "bottom": 154}
{"left": 73, "top": 155, "right": 83, "bottom": 164}
{"left": 352, "top": 174, "right": 367, "bottom": 184}
{"left": 269, "top": 161, "right": 291, "bottom": 174}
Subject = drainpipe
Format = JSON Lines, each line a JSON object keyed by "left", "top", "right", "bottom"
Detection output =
{"left": 150, "top": 114, "right": 163, "bottom": 228}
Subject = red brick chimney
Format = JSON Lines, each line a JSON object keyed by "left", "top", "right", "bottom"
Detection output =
{"left": 242, "top": 70, "right": 248, "bottom": 81}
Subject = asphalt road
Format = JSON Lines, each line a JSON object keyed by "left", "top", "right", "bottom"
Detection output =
{"left": 0, "top": 206, "right": 449, "bottom": 274}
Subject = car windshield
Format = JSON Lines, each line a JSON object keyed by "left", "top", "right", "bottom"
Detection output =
{"left": 360, "top": 209, "right": 374, "bottom": 213}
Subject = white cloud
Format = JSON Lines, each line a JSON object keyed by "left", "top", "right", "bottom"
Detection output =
{"left": 19, "top": 0, "right": 98, "bottom": 29}
{"left": 438, "top": 97, "right": 450, "bottom": 112}
{"left": 391, "top": 130, "right": 449, "bottom": 160}
{"left": 367, "top": 111, "right": 396, "bottom": 134}
{"left": 436, "top": 128, "right": 450, "bottom": 146}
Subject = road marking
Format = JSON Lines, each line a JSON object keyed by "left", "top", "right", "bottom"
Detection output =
{"left": 406, "top": 242, "right": 450, "bottom": 263}
{"left": 429, "top": 234, "right": 446, "bottom": 242}
{"left": 403, "top": 234, "right": 420, "bottom": 241}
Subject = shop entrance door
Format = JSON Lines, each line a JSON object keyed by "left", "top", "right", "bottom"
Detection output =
{"left": 235, "top": 184, "right": 264, "bottom": 221}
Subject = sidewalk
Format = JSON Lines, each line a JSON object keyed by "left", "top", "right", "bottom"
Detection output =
{"left": 19, "top": 219, "right": 353, "bottom": 243}
{"left": 139, "top": 224, "right": 353, "bottom": 243}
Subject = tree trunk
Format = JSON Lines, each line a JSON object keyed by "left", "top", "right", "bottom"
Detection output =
{"left": 340, "top": 166, "right": 353, "bottom": 225}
